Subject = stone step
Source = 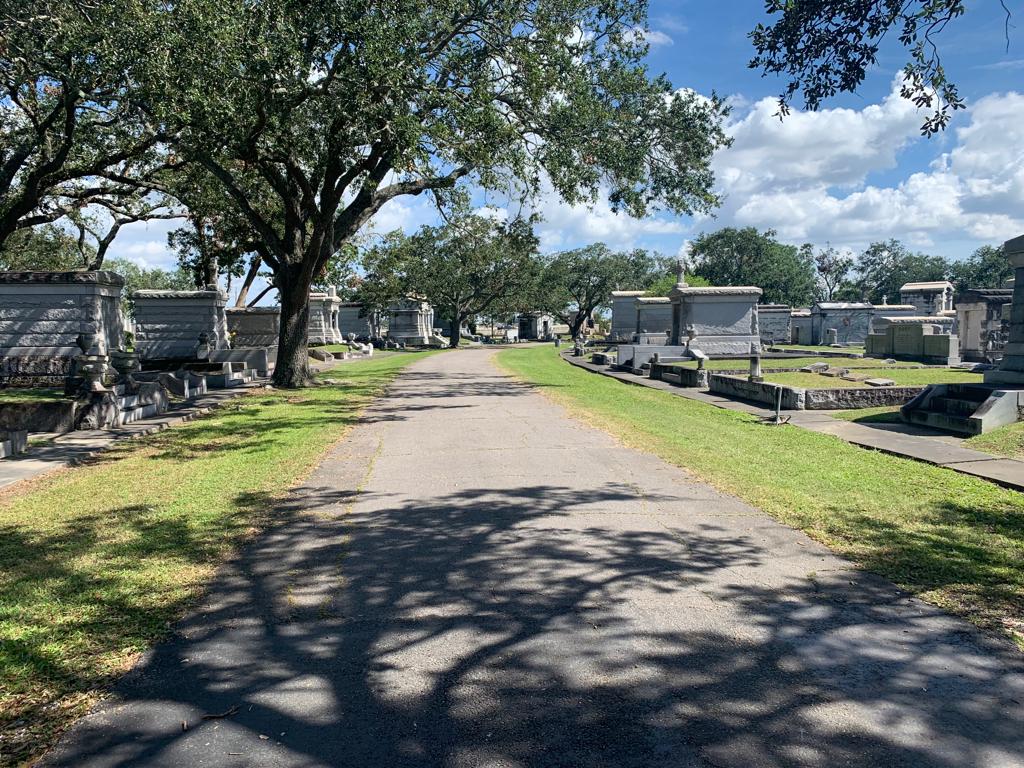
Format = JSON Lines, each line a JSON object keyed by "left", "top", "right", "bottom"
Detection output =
{"left": 929, "top": 396, "right": 983, "bottom": 418}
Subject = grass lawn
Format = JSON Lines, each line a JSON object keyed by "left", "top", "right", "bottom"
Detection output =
{"left": 672, "top": 356, "right": 920, "bottom": 372}
{"left": 966, "top": 423, "right": 1024, "bottom": 461}
{"left": 0, "top": 388, "right": 64, "bottom": 404}
{"left": 772, "top": 343, "right": 866, "bottom": 355}
{"left": 833, "top": 405, "right": 903, "bottom": 424}
{"left": 497, "top": 346, "right": 1024, "bottom": 651}
{"left": 762, "top": 368, "right": 984, "bottom": 389}
{"left": 0, "top": 351, "right": 434, "bottom": 767}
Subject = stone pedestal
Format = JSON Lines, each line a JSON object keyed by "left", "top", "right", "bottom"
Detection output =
{"left": 133, "top": 288, "right": 229, "bottom": 360}
{"left": 985, "top": 235, "right": 1024, "bottom": 385}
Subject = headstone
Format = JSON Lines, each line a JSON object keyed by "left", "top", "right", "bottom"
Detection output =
{"left": 609, "top": 292, "right": 646, "bottom": 341}
{"left": 757, "top": 304, "right": 792, "bottom": 345}
{"left": 668, "top": 286, "right": 762, "bottom": 355}
{"left": 865, "top": 378, "right": 896, "bottom": 387}
{"left": 900, "top": 281, "right": 955, "bottom": 315}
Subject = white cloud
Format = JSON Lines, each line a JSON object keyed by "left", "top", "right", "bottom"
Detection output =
{"left": 705, "top": 80, "right": 1024, "bottom": 252}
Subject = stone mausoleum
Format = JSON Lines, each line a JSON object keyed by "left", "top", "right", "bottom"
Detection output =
{"left": 0, "top": 271, "right": 125, "bottom": 378}
{"left": 900, "top": 281, "right": 955, "bottom": 316}
{"left": 758, "top": 304, "right": 792, "bottom": 345}
{"left": 308, "top": 288, "right": 343, "bottom": 345}
{"left": 957, "top": 288, "right": 1012, "bottom": 362}
{"left": 615, "top": 262, "right": 761, "bottom": 371}
{"left": 338, "top": 301, "right": 375, "bottom": 340}
{"left": 388, "top": 299, "right": 437, "bottom": 346}
{"left": 226, "top": 306, "right": 280, "bottom": 348}
{"left": 133, "top": 288, "right": 230, "bottom": 360}
{"left": 610, "top": 291, "right": 646, "bottom": 341}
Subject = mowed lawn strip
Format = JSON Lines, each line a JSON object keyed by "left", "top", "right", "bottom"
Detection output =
{"left": 762, "top": 369, "right": 984, "bottom": 388}
{"left": 0, "top": 351, "right": 433, "bottom": 767}
{"left": 498, "top": 346, "right": 1024, "bottom": 650}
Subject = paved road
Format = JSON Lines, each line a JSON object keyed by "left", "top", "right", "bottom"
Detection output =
{"left": 44, "top": 349, "right": 1024, "bottom": 768}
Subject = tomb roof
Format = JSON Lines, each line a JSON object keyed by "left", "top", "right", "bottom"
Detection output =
{"left": 635, "top": 296, "right": 671, "bottom": 304}
{"left": 612, "top": 290, "right": 648, "bottom": 297}
{"left": 673, "top": 286, "right": 762, "bottom": 297}
{"left": 900, "top": 281, "right": 953, "bottom": 292}
{"left": 0, "top": 270, "right": 125, "bottom": 286}
{"left": 813, "top": 301, "right": 873, "bottom": 310}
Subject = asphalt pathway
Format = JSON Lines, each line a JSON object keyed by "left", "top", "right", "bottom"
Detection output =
{"left": 43, "top": 349, "right": 1024, "bottom": 768}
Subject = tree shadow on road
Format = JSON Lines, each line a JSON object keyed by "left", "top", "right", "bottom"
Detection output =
{"left": 43, "top": 481, "right": 1024, "bottom": 768}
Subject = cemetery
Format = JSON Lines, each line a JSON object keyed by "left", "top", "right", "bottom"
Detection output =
{"left": 5, "top": 3, "right": 1024, "bottom": 767}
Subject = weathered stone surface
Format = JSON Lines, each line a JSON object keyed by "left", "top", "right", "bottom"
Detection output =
{"left": 133, "top": 289, "right": 229, "bottom": 360}
{"left": 609, "top": 292, "right": 646, "bottom": 341}
{"left": 757, "top": 304, "right": 792, "bottom": 345}
{"left": 309, "top": 290, "right": 343, "bottom": 345}
{"left": 865, "top": 378, "right": 897, "bottom": 387}
{"left": 226, "top": 307, "right": 280, "bottom": 348}
{"left": 0, "top": 271, "right": 125, "bottom": 378}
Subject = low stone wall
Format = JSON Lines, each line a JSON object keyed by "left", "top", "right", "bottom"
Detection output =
{"left": 709, "top": 374, "right": 925, "bottom": 410}
{"left": 650, "top": 363, "right": 705, "bottom": 388}
{"left": 0, "top": 399, "right": 77, "bottom": 433}
{"left": 708, "top": 375, "right": 805, "bottom": 409}
{"left": 803, "top": 386, "right": 925, "bottom": 410}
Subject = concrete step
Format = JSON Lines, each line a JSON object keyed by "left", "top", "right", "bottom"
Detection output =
{"left": 929, "top": 396, "right": 983, "bottom": 418}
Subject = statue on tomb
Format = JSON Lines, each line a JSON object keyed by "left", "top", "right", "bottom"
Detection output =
{"left": 674, "top": 242, "right": 691, "bottom": 290}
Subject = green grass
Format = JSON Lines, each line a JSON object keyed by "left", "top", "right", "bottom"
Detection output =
{"left": 0, "top": 388, "right": 64, "bottom": 404}
{"left": 672, "top": 356, "right": 919, "bottom": 372}
{"left": 966, "top": 423, "right": 1024, "bottom": 461}
{"left": 772, "top": 343, "right": 866, "bottom": 354}
{"left": 833, "top": 406, "right": 903, "bottom": 424}
{"left": 761, "top": 368, "right": 984, "bottom": 389}
{"left": 498, "top": 346, "right": 1024, "bottom": 650}
{"left": 0, "top": 351, "right": 434, "bottom": 767}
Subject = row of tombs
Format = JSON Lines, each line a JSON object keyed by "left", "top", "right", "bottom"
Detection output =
{"left": 0, "top": 273, "right": 478, "bottom": 454}
{"left": 599, "top": 235, "right": 1024, "bottom": 436}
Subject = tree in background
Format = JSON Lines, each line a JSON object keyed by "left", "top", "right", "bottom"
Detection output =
{"left": 103, "top": 258, "right": 193, "bottom": 319}
{"left": 540, "top": 244, "right": 663, "bottom": 339}
{"left": 0, "top": 224, "right": 92, "bottom": 271}
{"left": 122, "top": 0, "right": 729, "bottom": 386}
{"left": 749, "top": 1, "right": 993, "bottom": 135}
{"left": 948, "top": 245, "right": 1013, "bottom": 292}
{"left": 851, "top": 240, "right": 948, "bottom": 304}
{"left": 813, "top": 245, "right": 854, "bottom": 301}
{"left": 394, "top": 215, "right": 540, "bottom": 348}
{"left": 689, "top": 227, "right": 816, "bottom": 306}
{"left": 645, "top": 262, "right": 709, "bottom": 296}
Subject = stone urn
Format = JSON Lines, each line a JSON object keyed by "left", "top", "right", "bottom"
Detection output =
{"left": 109, "top": 350, "right": 141, "bottom": 376}
{"left": 76, "top": 332, "right": 99, "bottom": 355}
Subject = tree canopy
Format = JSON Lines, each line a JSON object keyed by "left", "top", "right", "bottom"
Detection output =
{"left": 105, "top": 0, "right": 729, "bottom": 385}
{"left": 539, "top": 243, "right": 664, "bottom": 339}
{"left": 689, "top": 227, "right": 817, "bottom": 306}
{"left": 361, "top": 214, "right": 540, "bottom": 348}
{"left": 749, "top": 1, "right": 992, "bottom": 135}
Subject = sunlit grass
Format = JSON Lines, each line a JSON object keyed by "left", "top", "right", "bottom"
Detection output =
{"left": 499, "top": 346, "right": 1024, "bottom": 652}
{"left": 0, "top": 351, "right": 433, "bottom": 767}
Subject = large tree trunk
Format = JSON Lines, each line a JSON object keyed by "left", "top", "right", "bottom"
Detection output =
{"left": 569, "top": 310, "right": 587, "bottom": 340}
{"left": 449, "top": 316, "right": 461, "bottom": 348}
{"left": 273, "top": 271, "right": 314, "bottom": 387}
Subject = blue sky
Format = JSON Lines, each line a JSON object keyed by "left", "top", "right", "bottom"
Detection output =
{"left": 110, "top": 1, "right": 1024, "bottom": 301}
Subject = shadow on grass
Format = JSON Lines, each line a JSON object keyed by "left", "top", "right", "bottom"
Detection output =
{"left": 40, "top": 480, "right": 1024, "bottom": 768}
